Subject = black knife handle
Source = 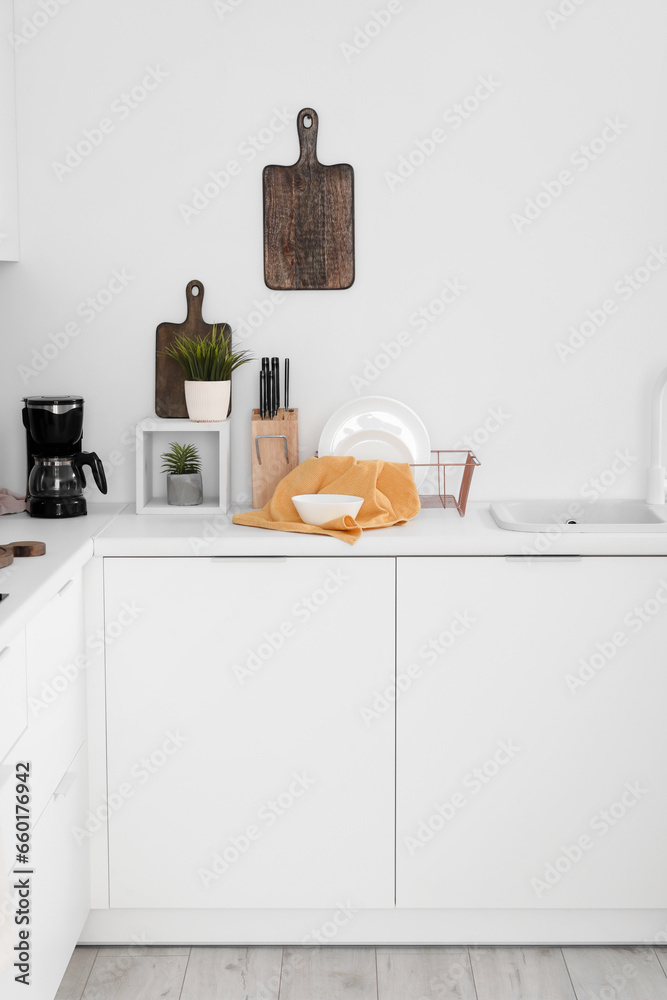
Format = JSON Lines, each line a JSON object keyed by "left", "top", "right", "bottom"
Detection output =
{"left": 272, "top": 357, "right": 279, "bottom": 412}
{"left": 267, "top": 370, "right": 274, "bottom": 419}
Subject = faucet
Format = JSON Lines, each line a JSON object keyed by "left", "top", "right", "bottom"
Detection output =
{"left": 647, "top": 367, "right": 667, "bottom": 504}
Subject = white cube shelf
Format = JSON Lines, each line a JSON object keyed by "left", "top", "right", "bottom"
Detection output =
{"left": 135, "top": 417, "right": 231, "bottom": 514}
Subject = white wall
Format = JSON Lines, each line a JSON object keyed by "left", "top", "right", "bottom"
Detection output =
{"left": 1, "top": 0, "right": 665, "bottom": 505}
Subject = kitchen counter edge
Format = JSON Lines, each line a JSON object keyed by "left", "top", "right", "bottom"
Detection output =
{"left": 0, "top": 503, "right": 126, "bottom": 647}
{"left": 92, "top": 502, "right": 667, "bottom": 557}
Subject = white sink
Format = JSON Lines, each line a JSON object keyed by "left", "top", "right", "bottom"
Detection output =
{"left": 491, "top": 499, "right": 667, "bottom": 533}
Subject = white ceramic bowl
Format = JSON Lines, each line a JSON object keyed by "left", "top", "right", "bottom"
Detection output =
{"left": 292, "top": 494, "right": 364, "bottom": 527}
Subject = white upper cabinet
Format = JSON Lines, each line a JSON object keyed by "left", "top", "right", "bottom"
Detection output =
{"left": 104, "top": 556, "right": 396, "bottom": 909}
{"left": 0, "top": 0, "right": 18, "bottom": 261}
{"left": 396, "top": 556, "right": 667, "bottom": 909}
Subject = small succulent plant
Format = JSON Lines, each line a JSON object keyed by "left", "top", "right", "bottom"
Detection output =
{"left": 160, "top": 442, "right": 201, "bottom": 476}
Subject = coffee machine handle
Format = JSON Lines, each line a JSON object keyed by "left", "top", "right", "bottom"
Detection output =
{"left": 72, "top": 452, "right": 108, "bottom": 495}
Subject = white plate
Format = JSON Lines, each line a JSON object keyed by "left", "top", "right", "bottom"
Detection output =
{"left": 318, "top": 396, "right": 431, "bottom": 489}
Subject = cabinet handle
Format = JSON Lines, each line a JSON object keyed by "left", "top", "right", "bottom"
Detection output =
{"left": 53, "top": 771, "right": 76, "bottom": 800}
{"left": 0, "top": 645, "right": 10, "bottom": 661}
{"left": 210, "top": 557, "right": 288, "bottom": 564}
{"left": 505, "top": 555, "right": 582, "bottom": 563}
{"left": 57, "top": 579, "right": 74, "bottom": 598}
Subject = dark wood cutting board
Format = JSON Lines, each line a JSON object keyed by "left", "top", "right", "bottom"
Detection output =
{"left": 263, "top": 108, "right": 354, "bottom": 290}
{"left": 155, "top": 280, "right": 231, "bottom": 418}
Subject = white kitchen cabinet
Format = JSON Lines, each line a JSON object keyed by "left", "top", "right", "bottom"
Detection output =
{"left": 104, "top": 556, "right": 395, "bottom": 909}
{"left": 0, "top": 569, "right": 89, "bottom": 999}
{"left": 28, "top": 744, "right": 89, "bottom": 1000}
{"left": 0, "top": 628, "right": 27, "bottom": 886}
{"left": 0, "top": 629, "right": 26, "bottom": 763}
{"left": 14, "top": 573, "right": 87, "bottom": 825}
{"left": 0, "top": 744, "right": 89, "bottom": 1000}
{"left": 396, "top": 556, "right": 667, "bottom": 909}
{"left": 0, "top": 0, "right": 19, "bottom": 260}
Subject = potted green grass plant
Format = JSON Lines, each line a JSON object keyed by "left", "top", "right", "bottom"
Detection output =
{"left": 161, "top": 442, "right": 203, "bottom": 506}
{"left": 161, "top": 325, "right": 254, "bottom": 422}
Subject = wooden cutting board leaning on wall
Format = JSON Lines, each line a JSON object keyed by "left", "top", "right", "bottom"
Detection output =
{"left": 155, "top": 279, "right": 231, "bottom": 418}
{"left": 263, "top": 108, "right": 355, "bottom": 290}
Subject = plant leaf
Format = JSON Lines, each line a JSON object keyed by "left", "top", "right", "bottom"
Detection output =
{"left": 160, "top": 326, "right": 254, "bottom": 381}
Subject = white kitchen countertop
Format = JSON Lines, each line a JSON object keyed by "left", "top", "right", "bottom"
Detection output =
{"left": 0, "top": 503, "right": 125, "bottom": 647}
{"left": 93, "top": 501, "right": 667, "bottom": 557}
{"left": 4, "top": 499, "right": 667, "bottom": 647}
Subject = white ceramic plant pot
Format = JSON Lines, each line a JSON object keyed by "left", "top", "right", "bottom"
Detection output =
{"left": 166, "top": 472, "right": 203, "bottom": 506}
{"left": 184, "top": 380, "right": 231, "bottom": 422}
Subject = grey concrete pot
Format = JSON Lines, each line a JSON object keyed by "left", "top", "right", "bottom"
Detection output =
{"left": 166, "top": 472, "right": 203, "bottom": 506}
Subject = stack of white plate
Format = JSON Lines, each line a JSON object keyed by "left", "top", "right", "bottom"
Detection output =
{"left": 317, "top": 396, "right": 431, "bottom": 489}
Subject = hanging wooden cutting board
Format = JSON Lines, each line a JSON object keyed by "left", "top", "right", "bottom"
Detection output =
{"left": 155, "top": 280, "right": 231, "bottom": 418}
{"left": 263, "top": 108, "right": 354, "bottom": 290}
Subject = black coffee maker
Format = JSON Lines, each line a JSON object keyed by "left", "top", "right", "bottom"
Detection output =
{"left": 22, "top": 396, "right": 108, "bottom": 518}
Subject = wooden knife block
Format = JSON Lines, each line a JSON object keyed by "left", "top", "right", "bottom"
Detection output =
{"left": 251, "top": 409, "right": 299, "bottom": 508}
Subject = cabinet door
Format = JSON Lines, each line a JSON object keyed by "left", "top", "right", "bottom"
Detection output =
{"left": 104, "top": 556, "right": 395, "bottom": 908}
{"left": 0, "top": 744, "right": 89, "bottom": 1000}
{"left": 396, "top": 556, "right": 667, "bottom": 908}
{"left": 0, "top": 0, "right": 19, "bottom": 260}
{"left": 0, "top": 629, "right": 26, "bottom": 763}
{"left": 17, "top": 573, "right": 86, "bottom": 826}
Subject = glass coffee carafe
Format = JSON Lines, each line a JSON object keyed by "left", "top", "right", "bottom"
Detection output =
{"left": 28, "top": 453, "right": 107, "bottom": 504}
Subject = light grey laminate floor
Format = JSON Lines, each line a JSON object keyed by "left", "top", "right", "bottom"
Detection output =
{"left": 55, "top": 945, "right": 667, "bottom": 999}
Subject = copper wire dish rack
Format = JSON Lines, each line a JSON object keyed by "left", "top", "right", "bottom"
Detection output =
{"left": 410, "top": 450, "right": 480, "bottom": 515}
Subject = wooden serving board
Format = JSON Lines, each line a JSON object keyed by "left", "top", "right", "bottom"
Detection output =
{"left": 263, "top": 108, "right": 354, "bottom": 290}
{"left": 155, "top": 280, "right": 231, "bottom": 418}
{"left": 0, "top": 540, "right": 46, "bottom": 568}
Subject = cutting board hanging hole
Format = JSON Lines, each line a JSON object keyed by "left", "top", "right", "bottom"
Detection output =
{"left": 297, "top": 107, "right": 319, "bottom": 164}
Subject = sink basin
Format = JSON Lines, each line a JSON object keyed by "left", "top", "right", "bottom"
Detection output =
{"left": 491, "top": 499, "right": 667, "bottom": 532}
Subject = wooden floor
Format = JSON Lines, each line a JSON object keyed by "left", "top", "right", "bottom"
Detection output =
{"left": 55, "top": 945, "right": 667, "bottom": 999}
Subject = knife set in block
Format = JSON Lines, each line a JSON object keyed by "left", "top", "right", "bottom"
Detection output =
{"left": 251, "top": 409, "right": 299, "bottom": 508}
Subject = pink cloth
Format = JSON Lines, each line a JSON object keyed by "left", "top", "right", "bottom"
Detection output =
{"left": 0, "top": 488, "right": 27, "bottom": 514}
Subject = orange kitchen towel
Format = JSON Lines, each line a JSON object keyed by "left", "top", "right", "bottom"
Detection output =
{"left": 232, "top": 456, "right": 421, "bottom": 544}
